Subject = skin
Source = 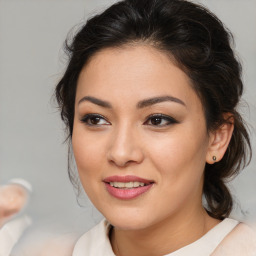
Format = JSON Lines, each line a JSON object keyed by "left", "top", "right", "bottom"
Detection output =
{"left": 72, "top": 45, "right": 233, "bottom": 256}
{"left": 0, "top": 184, "right": 28, "bottom": 227}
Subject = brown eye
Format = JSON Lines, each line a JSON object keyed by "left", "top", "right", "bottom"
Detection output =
{"left": 150, "top": 117, "right": 162, "bottom": 125}
{"left": 144, "top": 114, "right": 178, "bottom": 127}
{"left": 90, "top": 116, "right": 101, "bottom": 125}
{"left": 80, "top": 114, "right": 110, "bottom": 126}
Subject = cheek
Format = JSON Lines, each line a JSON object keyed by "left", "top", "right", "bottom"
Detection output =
{"left": 72, "top": 126, "right": 106, "bottom": 184}
{"left": 72, "top": 130, "right": 107, "bottom": 205}
{"left": 146, "top": 127, "right": 208, "bottom": 184}
{"left": 146, "top": 131, "right": 208, "bottom": 214}
{"left": 73, "top": 136, "right": 100, "bottom": 170}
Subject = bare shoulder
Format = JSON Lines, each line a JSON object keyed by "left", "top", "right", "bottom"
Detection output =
{"left": 212, "top": 223, "right": 256, "bottom": 256}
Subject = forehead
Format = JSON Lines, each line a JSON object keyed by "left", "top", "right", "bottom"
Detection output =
{"left": 76, "top": 45, "right": 201, "bottom": 109}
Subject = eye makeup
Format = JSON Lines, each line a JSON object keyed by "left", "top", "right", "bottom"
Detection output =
{"left": 80, "top": 113, "right": 110, "bottom": 126}
{"left": 79, "top": 112, "right": 179, "bottom": 128}
{"left": 143, "top": 113, "right": 179, "bottom": 127}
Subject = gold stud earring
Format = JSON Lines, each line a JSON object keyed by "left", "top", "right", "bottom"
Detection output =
{"left": 212, "top": 156, "right": 217, "bottom": 161}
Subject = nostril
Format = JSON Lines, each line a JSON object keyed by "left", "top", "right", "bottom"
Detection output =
{"left": 108, "top": 159, "right": 141, "bottom": 168}
{"left": 107, "top": 147, "right": 144, "bottom": 167}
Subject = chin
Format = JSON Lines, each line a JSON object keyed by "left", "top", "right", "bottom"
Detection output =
{"left": 101, "top": 207, "right": 155, "bottom": 231}
{"left": 109, "top": 218, "right": 151, "bottom": 231}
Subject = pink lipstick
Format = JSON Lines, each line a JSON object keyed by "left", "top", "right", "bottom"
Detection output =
{"left": 103, "top": 175, "right": 154, "bottom": 200}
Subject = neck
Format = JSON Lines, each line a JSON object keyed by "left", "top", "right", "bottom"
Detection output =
{"left": 111, "top": 208, "right": 220, "bottom": 256}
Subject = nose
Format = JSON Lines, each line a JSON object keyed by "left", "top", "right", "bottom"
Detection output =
{"left": 107, "top": 124, "right": 144, "bottom": 167}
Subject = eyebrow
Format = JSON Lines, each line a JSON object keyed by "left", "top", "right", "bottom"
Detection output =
{"left": 78, "top": 95, "right": 186, "bottom": 108}
{"left": 137, "top": 96, "right": 186, "bottom": 108}
{"left": 78, "top": 96, "right": 112, "bottom": 108}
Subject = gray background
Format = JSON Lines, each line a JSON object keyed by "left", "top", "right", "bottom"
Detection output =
{"left": 0, "top": 0, "right": 256, "bottom": 239}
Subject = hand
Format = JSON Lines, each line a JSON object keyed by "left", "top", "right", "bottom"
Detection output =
{"left": 0, "top": 179, "right": 31, "bottom": 227}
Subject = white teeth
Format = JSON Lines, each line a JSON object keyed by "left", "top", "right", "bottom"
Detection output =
{"left": 125, "top": 182, "right": 133, "bottom": 188}
{"left": 109, "top": 182, "right": 145, "bottom": 189}
{"left": 133, "top": 181, "right": 140, "bottom": 187}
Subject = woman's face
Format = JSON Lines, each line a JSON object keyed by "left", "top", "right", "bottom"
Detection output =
{"left": 72, "top": 45, "right": 212, "bottom": 230}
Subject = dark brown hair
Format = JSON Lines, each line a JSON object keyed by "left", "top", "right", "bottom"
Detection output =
{"left": 55, "top": 0, "right": 251, "bottom": 219}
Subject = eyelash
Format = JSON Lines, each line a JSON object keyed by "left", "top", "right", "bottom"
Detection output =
{"left": 80, "top": 114, "right": 110, "bottom": 126}
{"left": 144, "top": 114, "right": 178, "bottom": 127}
{"left": 80, "top": 113, "right": 178, "bottom": 127}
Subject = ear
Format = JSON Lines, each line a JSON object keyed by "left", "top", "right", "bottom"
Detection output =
{"left": 206, "top": 114, "right": 234, "bottom": 164}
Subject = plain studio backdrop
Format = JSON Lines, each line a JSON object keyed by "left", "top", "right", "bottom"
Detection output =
{"left": 0, "top": 0, "right": 256, "bottom": 245}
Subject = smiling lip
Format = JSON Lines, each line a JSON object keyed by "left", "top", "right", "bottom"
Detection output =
{"left": 103, "top": 175, "right": 154, "bottom": 200}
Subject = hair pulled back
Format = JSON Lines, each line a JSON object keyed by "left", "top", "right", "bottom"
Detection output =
{"left": 55, "top": 0, "right": 251, "bottom": 219}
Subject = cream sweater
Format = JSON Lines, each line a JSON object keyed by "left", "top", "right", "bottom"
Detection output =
{"left": 73, "top": 218, "right": 256, "bottom": 256}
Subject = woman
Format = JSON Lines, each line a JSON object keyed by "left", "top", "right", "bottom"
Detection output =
{"left": 55, "top": 0, "right": 256, "bottom": 255}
